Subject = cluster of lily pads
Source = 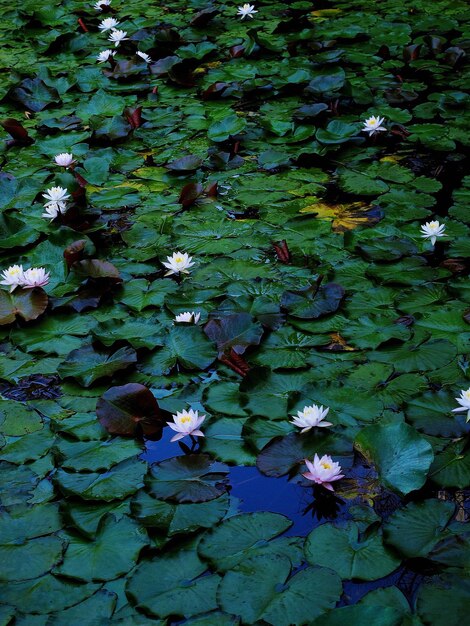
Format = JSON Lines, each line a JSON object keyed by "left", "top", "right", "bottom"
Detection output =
{"left": 0, "top": 0, "right": 470, "bottom": 623}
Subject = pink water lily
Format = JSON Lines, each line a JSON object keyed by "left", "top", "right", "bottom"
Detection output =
{"left": 302, "top": 454, "right": 344, "bottom": 491}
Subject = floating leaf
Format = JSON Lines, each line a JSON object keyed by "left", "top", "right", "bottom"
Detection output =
{"left": 207, "top": 114, "right": 246, "bottom": 142}
{"left": 198, "top": 512, "right": 292, "bottom": 571}
{"left": 0, "top": 536, "right": 65, "bottom": 582}
{"left": 147, "top": 454, "right": 229, "bottom": 503}
{"left": 55, "top": 514, "right": 148, "bottom": 582}
{"left": 55, "top": 458, "right": 147, "bottom": 501}
{"left": 257, "top": 432, "right": 352, "bottom": 478}
{"left": 218, "top": 554, "right": 342, "bottom": 625}
{"left": 96, "top": 383, "right": 165, "bottom": 436}
{"left": 0, "top": 288, "right": 48, "bottom": 325}
{"left": 383, "top": 499, "right": 455, "bottom": 558}
{"left": 305, "top": 522, "right": 401, "bottom": 580}
{"left": 204, "top": 313, "right": 264, "bottom": 355}
{"left": 58, "top": 345, "right": 137, "bottom": 387}
{"left": 301, "top": 201, "right": 383, "bottom": 231}
{"left": 355, "top": 422, "right": 434, "bottom": 495}
{"left": 126, "top": 550, "right": 220, "bottom": 619}
{"left": 281, "top": 283, "right": 344, "bottom": 319}
{"left": 0, "top": 574, "right": 99, "bottom": 614}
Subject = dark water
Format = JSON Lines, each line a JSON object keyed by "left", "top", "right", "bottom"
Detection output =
{"left": 142, "top": 430, "right": 429, "bottom": 611}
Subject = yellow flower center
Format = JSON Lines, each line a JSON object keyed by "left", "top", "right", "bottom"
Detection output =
{"left": 464, "top": 390, "right": 470, "bottom": 400}
{"left": 175, "top": 256, "right": 183, "bottom": 263}
{"left": 321, "top": 462, "right": 331, "bottom": 470}
{"left": 429, "top": 221, "right": 438, "bottom": 228}
{"left": 180, "top": 415, "right": 191, "bottom": 424}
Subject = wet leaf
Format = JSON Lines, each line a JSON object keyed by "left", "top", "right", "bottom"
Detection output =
{"left": 97, "top": 383, "right": 164, "bottom": 436}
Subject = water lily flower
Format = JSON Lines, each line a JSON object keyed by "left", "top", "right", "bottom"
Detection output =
{"left": 0, "top": 265, "right": 25, "bottom": 292}
{"left": 362, "top": 115, "right": 387, "bottom": 136}
{"left": 163, "top": 251, "right": 195, "bottom": 276}
{"left": 94, "top": 0, "right": 111, "bottom": 9}
{"left": 97, "top": 49, "right": 116, "bottom": 63}
{"left": 99, "top": 17, "right": 120, "bottom": 32}
{"left": 167, "top": 409, "right": 205, "bottom": 442}
{"left": 108, "top": 29, "right": 128, "bottom": 47}
{"left": 452, "top": 387, "right": 470, "bottom": 422}
{"left": 302, "top": 454, "right": 344, "bottom": 491}
{"left": 42, "top": 186, "right": 70, "bottom": 205}
{"left": 54, "top": 153, "right": 75, "bottom": 168}
{"left": 420, "top": 220, "right": 446, "bottom": 246}
{"left": 136, "top": 51, "right": 152, "bottom": 63}
{"left": 174, "top": 311, "right": 201, "bottom": 323}
{"left": 42, "top": 202, "right": 67, "bottom": 220}
{"left": 237, "top": 4, "right": 258, "bottom": 19}
{"left": 291, "top": 404, "right": 332, "bottom": 433}
{"left": 22, "top": 267, "right": 50, "bottom": 289}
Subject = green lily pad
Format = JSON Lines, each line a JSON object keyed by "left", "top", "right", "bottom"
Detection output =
{"left": 126, "top": 550, "right": 220, "bottom": 619}
{"left": 383, "top": 499, "right": 455, "bottom": 558}
{"left": 305, "top": 522, "right": 401, "bottom": 581}
{"left": 218, "top": 554, "right": 342, "bottom": 626}
{"left": 55, "top": 514, "right": 148, "bottom": 582}
{"left": 0, "top": 536, "right": 65, "bottom": 582}
{"left": 55, "top": 458, "right": 147, "bottom": 501}
{"left": 198, "top": 512, "right": 292, "bottom": 571}
{"left": 58, "top": 345, "right": 137, "bottom": 387}
{"left": 147, "top": 454, "right": 229, "bottom": 503}
{"left": 355, "top": 422, "right": 434, "bottom": 495}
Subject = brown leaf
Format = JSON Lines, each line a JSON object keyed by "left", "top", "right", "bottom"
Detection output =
{"left": 0, "top": 288, "right": 48, "bottom": 325}
{"left": 64, "top": 240, "right": 87, "bottom": 268}
{"left": 97, "top": 383, "right": 165, "bottom": 436}
{"left": 179, "top": 182, "right": 204, "bottom": 208}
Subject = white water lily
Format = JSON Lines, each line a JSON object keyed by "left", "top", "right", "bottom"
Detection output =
{"left": 97, "top": 49, "right": 116, "bottom": 63}
{"left": 302, "top": 454, "right": 344, "bottom": 491}
{"left": 42, "top": 186, "right": 70, "bottom": 205}
{"left": 99, "top": 17, "right": 120, "bottom": 32}
{"left": 94, "top": 0, "right": 111, "bottom": 10}
{"left": 167, "top": 408, "right": 205, "bottom": 442}
{"left": 237, "top": 3, "right": 258, "bottom": 19}
{"left": 290, "top": 404, "right": 332, "bottom": 433}
{"left": 420, "top": 220, "right": 446, "bottom": 246}
{"left": 136, "top": 51, "right": 152, "bottom": 63}
{"left": 22, "top": 267, "right": 50, "bottom": 289}
{"left": 42, "top": 202, "right": 67, "bottom": 220}
{"left": 175, "top": 311, "right": 201, "bottom": 323}
{"left": 452, "top": 387, "right": 470, "bottom": 422}
{"left": 0, "top": 265, "right": 25, "bottom": 292}
{"left": 162, "top": 251, "right": 194, "bottom": 276}
{"left": 362, "top": 115, "right": 387, "bottom": 136}
{"left": 108, "top": 29, "right": 128, "bottom": 47}
{"left": 54, "top": 153, "right": 75, "bottom": 168}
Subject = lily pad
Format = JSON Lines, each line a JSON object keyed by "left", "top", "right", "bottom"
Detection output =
{"left": 96, "top": 383, "right": 165, "bottom": 436}
{"left": 55, "top": 514, "right": 148, "bottom": 582}
{"left": 126, "top": 550, "right": 220, "bottom": 619}
{"left": 305, "top": 522, "right": 401, "bottom": 581}
{"left": 218, "top": 554, "right": 342, "bottom": 626}
{"left": 198, "top": 512, "right": 292, "bottom": 571}
{"left": 355, "top": 422, "right": 434, "bottom": 496}
{"left": 147, "top": 454, "right": 229, "bottom": 503}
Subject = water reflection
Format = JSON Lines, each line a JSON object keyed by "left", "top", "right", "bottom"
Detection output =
{"left": 143, "top": 429, "right": 351, "bottom": 537}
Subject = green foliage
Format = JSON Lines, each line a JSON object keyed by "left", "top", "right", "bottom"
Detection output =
{"left": 0, "top": 0, "right": 469, "bottom": 621}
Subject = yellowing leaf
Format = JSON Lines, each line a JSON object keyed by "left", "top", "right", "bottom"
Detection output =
{"left": 300, "top": 201, "right": 382, "bottom": 232}
{"left": 311, "top": 9, "right": 342, "bottom": 17}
